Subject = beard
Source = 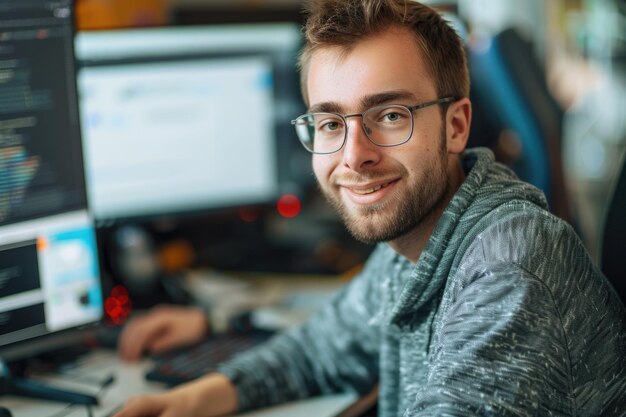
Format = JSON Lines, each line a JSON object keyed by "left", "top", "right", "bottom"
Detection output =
{"left": 319, "top": 128, "right": 449, "bottom": 244}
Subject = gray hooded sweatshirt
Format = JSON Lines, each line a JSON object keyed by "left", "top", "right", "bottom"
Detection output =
{"left": 219, "top": 147, "right": 626, "bottom": 417}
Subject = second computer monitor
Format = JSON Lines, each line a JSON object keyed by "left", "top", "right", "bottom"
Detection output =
{"left": 75, "top": 23, "right": 303, "bottom": 221}
{"left": 0, "top": 0, "right": 103, "bottom": 363}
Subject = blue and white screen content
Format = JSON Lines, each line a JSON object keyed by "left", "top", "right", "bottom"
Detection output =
{"left": 0, "top": 213, "right": 102, "bottom": 345}
{"left": 78, "top": 57, "right": 275, "bottom": 219}
{"left": 76, "top": 26, "right": 289, "bottom": 220}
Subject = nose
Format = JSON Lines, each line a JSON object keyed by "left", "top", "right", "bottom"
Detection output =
{"left": 341, "top": 117, "right": 381, "bottom": 171}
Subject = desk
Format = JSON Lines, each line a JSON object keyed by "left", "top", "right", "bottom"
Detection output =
{"left": 0, "top": 349, "right": 359, "bottom": 417}
{"left": 182, "top": 270, "right": 353, "bottom": 332}
{"left": 0, "top": 271, "right": 369, "bottom": 416}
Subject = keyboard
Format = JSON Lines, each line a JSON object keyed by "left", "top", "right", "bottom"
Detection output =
{"left": 144, "top": 330, "right": 274, "bottom": 386}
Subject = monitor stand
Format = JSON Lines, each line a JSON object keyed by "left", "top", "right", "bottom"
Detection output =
{"left": 0, "top": 360, "right": 98, "bottom": 405}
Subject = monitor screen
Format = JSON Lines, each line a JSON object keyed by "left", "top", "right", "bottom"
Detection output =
{"left": 0, "top": 0, "right": 103, "bottom": 361}
{"left": 75, "top": 24, "right": 304, "bottom": 221}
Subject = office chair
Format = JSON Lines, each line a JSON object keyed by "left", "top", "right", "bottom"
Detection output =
{"left": 468, "top": 28, "right": 571, "bottom": 222}
{"left": 601, "top": 156, "right": 626, "bottom": 303}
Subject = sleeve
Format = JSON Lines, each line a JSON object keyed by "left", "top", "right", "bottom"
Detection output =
{"left": 217, "top": 245, "right": 388, "bottom": 412}
{"left": 405, "top": 263, "right": 573, "bottom": 417}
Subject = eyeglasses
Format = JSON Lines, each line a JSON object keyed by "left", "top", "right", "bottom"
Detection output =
{"left": 291, "top": 97, "right": 454, "bottom": 154}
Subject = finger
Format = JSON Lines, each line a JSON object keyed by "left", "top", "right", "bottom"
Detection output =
{"left": 149, "top": 313, "right": 208, "bottom": 355}
{"left": 120, "top": 317, "right": 164, "bottom": 361}
{"left": 119, "top": 320, "right": 148, "bottom": 361}
{"left": 149, "top": 331, "right": 188, "bottom": 355}
{"left": 118, "top": 320, "right": 140, "bottom": 361}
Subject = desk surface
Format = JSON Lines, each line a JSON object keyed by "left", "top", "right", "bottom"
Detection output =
{"left": 0, "top": 271, "right": 362, "bottom": 416}
{"left": 0, "top": 350, "right": 358, "bottom": 417}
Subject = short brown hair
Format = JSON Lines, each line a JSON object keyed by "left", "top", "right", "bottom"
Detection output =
{"left": 299, "top": 0, "right": 469, "bottom": 106}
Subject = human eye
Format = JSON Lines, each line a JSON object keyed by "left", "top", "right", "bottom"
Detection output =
{"left": 382, "top": 111, "right": 403, "bottom": 122}
{"left": 367, "top": 105, "right": 409, "bottom": 126}
{"left": 379, "top": 107, "right": 407, "bottom": 123}
{"left": 315, "top": 115, "right": 344, "bottom": 134}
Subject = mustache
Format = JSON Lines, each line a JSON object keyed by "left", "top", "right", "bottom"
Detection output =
{"left": 330, "top": 168, "right": 404, "bottom": 186}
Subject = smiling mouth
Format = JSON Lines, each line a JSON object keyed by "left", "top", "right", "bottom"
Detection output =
{"left": 349, "top": 180, "right": 396, "bottom": 195}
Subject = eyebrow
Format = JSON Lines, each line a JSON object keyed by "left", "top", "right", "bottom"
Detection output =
{"left": 308, "top": 90, "right": 418, "bottom": 114}
{"left": 360, "top": 90, "right": 418, "bottom": 109}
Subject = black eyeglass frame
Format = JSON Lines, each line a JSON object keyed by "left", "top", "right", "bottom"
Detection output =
{"left": 291, "top": 97, "right": 455, "bottom": 154}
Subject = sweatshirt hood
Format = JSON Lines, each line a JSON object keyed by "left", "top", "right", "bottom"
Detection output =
{"left": 388, "top": 147, "right": 548, "bottom": 326}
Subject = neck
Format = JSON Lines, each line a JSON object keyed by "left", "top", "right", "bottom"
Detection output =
{"left": 388, "top": 157, "right": 466, "bottom": 263}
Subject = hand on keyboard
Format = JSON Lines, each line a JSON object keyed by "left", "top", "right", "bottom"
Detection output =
{"left": 145, "top": 329, "right": 274, "bottom": 386}
{"left": 118, "top": 305, "right": 210, "bottom": 361}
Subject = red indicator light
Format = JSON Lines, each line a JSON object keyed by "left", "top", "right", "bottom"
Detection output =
{"left": 104, "top": 285, "right": 132, "bottom": 325}
{"left": 110, "top": 285, "right": 128, "bottom": 298}
{"left": 277, "top": 194, "right": 301, "bottom": 218}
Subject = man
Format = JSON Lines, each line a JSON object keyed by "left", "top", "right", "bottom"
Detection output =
{"left": 114, "top": 1, "right": 626, "bottom": 416}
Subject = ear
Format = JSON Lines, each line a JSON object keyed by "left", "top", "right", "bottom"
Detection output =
{"left": 445, "top": 97, "right": 471, "bottom": 155}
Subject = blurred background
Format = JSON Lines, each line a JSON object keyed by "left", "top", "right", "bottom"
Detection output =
{"left": 71, "top": 0, "right": 625, "bottom": 310}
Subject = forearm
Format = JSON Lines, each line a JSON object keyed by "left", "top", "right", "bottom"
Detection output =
{"left": 218, "top": 330, "right": 324, "bottom": 411}
{"left": 219, "top": 305, "right": 380, "bottom": 411}
{"left": 218, "top": 247, "right": 389, "bottom": 412}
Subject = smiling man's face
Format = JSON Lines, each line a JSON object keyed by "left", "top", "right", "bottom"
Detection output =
{"left": 307, "top": 26, "right": 453, "bottom": 245}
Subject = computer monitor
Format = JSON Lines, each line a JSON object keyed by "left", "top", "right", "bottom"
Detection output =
{"left": 0, "top": 0, "right": 103, "bottom": 366}
{"left": 74, "top": 23, "right": 305, "bottom": 222}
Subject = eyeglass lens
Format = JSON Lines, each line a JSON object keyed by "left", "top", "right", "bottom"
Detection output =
{"left": 294, "top": 104, "right": 413, "bottom": 154}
